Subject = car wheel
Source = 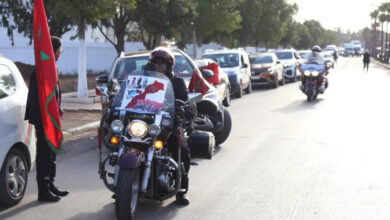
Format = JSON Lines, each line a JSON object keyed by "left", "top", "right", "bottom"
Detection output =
{"left": 244, "top": 80, "right": 252, "bottom": 94}
{"left": 0, "top": 148, "right": 28, "bottom": 206}
{"left": 273, "top": 76, "right": 279, "bottom": 89}
{"left": 280, "top": 74, "right": 286, "bottom": 85}
{"left": 236, "top": 82, "right": 244, "bottom": 98}
{"left": 222, "top": 88, "right": 231, "bottom": 107}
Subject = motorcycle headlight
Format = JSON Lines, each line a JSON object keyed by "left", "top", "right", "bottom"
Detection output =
{"left": 110, "top": 120, "right": 124, "bottom": 133}
{"left": 128, "top": 120, "right": 148, "bottom": 138}
{"left": 148, "top": 124, "right": 161, "bottom": 137}
{"left": 304, "top": 70, "right": 311, "bottom": 76}
{"left": 312, "top": 71, "right": 319, "bottom": 77}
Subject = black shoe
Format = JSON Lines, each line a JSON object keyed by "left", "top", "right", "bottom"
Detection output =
{"left": 176, "top": 192, "right": 190, "bottom": 206}
{"left": 38, "top": 189, "right": 61, "bottom": 202}
{"left": 49, "top": 184, "right": 69, "bottom": 197}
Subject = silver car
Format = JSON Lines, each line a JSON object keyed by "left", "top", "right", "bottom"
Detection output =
{"left": 0, "top": 55, "right": 36, "bottom": 206}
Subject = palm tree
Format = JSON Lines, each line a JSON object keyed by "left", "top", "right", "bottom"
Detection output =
{"left": 379, "top": 13, "right": 386, "bottom": 61}
{"left": 370, "top": 9, "right": 379, "bottom": 57}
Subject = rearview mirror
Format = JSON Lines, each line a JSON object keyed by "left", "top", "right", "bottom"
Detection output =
{"left": 276, "top": 60, "right": 281, "bottom": 64}
{"left": 242, "top": 63, "right": 248, "bottom": 68}
{"left": 96, "top": 74, "right": 109, "bottom": 84}
{"left": 201, "top": 69, "right": 214, "bottom": 79}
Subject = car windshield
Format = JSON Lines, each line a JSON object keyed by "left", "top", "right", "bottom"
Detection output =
{"left": 112, "top": 54, "right": 195, "bottom": 81}
{"left": 275, "top": 52, "right": 293, "bottom": 60}
{"left": 201, "top": 53, "right": 239, "bottom": 68}
{"left": 173, "top": 55, "right": 194, "bottom": 80}
{"left": 249, "top": 55, "right": 273, "bottom": 64}
{"left": 113, "top": 56, "right": 149, "bottom": 80}
{"left": 299, "top": 53, "right": 310, "bottom": 59}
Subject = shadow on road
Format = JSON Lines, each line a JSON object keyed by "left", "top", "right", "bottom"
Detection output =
{"left": 65, "top": 203, "right": 115, "bottom": 220}
{"left": 275, "top": 98, "right": 324, "bottom": 113}
{"left": 0, "top": 200, "right": 41, "bottom": 218}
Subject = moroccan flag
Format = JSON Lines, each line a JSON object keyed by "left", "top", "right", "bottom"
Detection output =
{"left": 33, "top": 0, "right": 63, "bottom": 154}
{"left": 199, "top": 62, "right": 220, "bottom": 85}
{"left": 188, "top": 71, "right": 210, "bottom": 95}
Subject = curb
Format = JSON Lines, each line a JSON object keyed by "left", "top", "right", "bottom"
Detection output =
{"left": 371, "top": 58, "right": 390, "bottom": 69}
{"left": 63, "top": 121, "right": 100, "bottom": 136}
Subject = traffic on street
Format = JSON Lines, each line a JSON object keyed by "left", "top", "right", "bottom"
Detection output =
{"left": 2, "top": 56, "right": 390, "bottom": 219}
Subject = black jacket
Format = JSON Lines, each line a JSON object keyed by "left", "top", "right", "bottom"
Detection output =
{"left": 172, "top": 75, "right": 188, "bottom": 102}
{"left": 25, "top": 70, "right": 61, "bottom": 129}
{"left": 363, "top": 53, "right": 370, "bottom": 63}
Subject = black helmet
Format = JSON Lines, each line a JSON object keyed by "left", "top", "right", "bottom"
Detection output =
{"left": 312, "top": 45, "right": 322, "bottom": 52}
{"left": 148, "top": 47, "right": 175, "bottom": 76}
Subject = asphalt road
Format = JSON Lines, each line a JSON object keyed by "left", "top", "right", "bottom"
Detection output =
{"left": 2, "top": 57, "right": 390, "bottom": 220}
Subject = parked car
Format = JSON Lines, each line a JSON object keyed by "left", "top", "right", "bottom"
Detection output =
{"left": 201, "top": 48, "right": 252, "bottom": 98}
{"left": 274, "top": 49, "right": 302, "bottom": 82}
{"left": 298, "top": 50, "right": 312, "bottom": 60}
{"left": 0, "top": 55, "right": 36, "bottom": 206}
{"left": 249, "top": 53, "right": 284, "bottom": 88}
{"left": 322, "top": 51, "right": 335, "bottom": 68}
{"left": 97, "top": 48, "right": 232, "bottom": 149}
{"left": 193, "top": 58, "right": 231, "bottom": 107}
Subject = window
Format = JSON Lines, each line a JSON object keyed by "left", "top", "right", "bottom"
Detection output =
{"left": 173, "top": 55, "right": 194, "bottom": 80}
{"left": 113, "top": 56, "right": 149, "bottom": 80}
{"left": 201, "top": 53, "right": 240, "bottom": 68}
{"left": 0, "top": 64, "right": 16, "bottom": 99}
{"left": 275, "top": 52, "right": 293, "bottom": 60}
{"left": 250, "top": 55, "right": 273, "bottom": 64}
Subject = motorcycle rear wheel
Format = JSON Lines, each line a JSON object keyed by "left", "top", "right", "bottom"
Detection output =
{"left": 215, "top": 107, "right": 232, "bottom": 145}
{"left": 115, "top": 169, "right": 140, "bottom": 220}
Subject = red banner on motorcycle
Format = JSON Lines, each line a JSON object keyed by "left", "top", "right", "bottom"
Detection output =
{"left": 33, "top": 0, "right": 63, "bottom": 154}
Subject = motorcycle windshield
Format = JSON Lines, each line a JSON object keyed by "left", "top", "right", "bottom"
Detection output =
{"left": 111, "top": 71, "right": 175, "bottom": 127}
{"left": 300, "top": 63, "right": 325, "bottom": 72}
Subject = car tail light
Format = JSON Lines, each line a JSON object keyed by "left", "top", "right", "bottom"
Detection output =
{"left": 95, "top": 88, "right": 101, "bottom": 96}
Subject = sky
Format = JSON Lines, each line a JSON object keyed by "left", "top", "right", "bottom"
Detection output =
{"left": 288, "top": 0, "right": 385, "bottom": 32}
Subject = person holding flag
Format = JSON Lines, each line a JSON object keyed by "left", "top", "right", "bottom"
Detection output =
{"left": 25, "top": 0, "right": 68, "bottom": 202}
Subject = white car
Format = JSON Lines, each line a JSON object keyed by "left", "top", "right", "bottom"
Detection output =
{"left": 201, "top": 48, "right": 252, "bottom": 98}
{"left": 0, "top": 55, "right": 36, "bottom": 206}
{"left": 274, "top": 49, "right": 302, "bottom": 82}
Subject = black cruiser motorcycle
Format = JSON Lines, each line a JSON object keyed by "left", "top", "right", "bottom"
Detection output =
{"left": 297, "top": 62, "right": 331, "bottom": 101}
{"left": 98, "top": 70, "right": 201, "bottom": 219}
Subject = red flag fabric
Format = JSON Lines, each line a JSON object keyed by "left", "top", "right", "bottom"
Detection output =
{"left": 199, "top": 63, "right": 220, "bottom": 85}
{"left": 33, "top": 0, "right": 63, "bottom": 154}
{"left": 188, "top": 71, "right": 210, "bottom": 95}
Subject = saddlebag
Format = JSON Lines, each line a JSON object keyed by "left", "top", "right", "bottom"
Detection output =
{"left": 188, "top": 130, "right": 215, "bottom": 157}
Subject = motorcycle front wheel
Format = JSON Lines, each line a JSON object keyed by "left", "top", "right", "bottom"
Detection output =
{"left": 115, "top": 169, "right": 140, "bottom": 220}
{"left": 306, "top": 84, "right": 317, "bottom": 102}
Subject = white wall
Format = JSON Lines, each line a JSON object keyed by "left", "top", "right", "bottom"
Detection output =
{"left": 0, "top": 26, "right": 224, "bottom": 74}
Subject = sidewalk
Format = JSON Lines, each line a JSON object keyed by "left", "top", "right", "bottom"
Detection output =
{"left": 61, "top": 89, "right": 102, "bottom": 136}
{"left": 371, "top": 58, "right": 390, "bottom": 69}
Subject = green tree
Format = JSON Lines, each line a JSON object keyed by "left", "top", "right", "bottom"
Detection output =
{"left": 51, "top": 0, "right": 112, "bottom": 97}
{"left": 303, "top": 20, "right": 325, "bottom": 46}
{"left": 96, "top": 0, "right": 137, "bottom": 56}
{"left": 0, "top": 0, "right": 74, "bottom": 45}
{"left": 196, "top": 0, "right": 242, "bottom": 46}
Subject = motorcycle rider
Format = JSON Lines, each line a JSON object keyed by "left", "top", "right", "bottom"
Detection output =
{"left": 305, "top": 45, "right": 325, "bottom": 64}
{"left": 299, "top": 45, "right": 328, "bottom": 91}
{"left": 144, "top": 46, "right": 192, "bottom": 205}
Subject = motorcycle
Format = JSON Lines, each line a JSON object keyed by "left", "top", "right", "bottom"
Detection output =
{"left": 96, "top": 67, "right": 221, "bottom": 159}
{"left": 297, "top": 62, "right": 331, "bottom": 101}
{"left": 97, "top": 70, "right": 201, "bottom": 220}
